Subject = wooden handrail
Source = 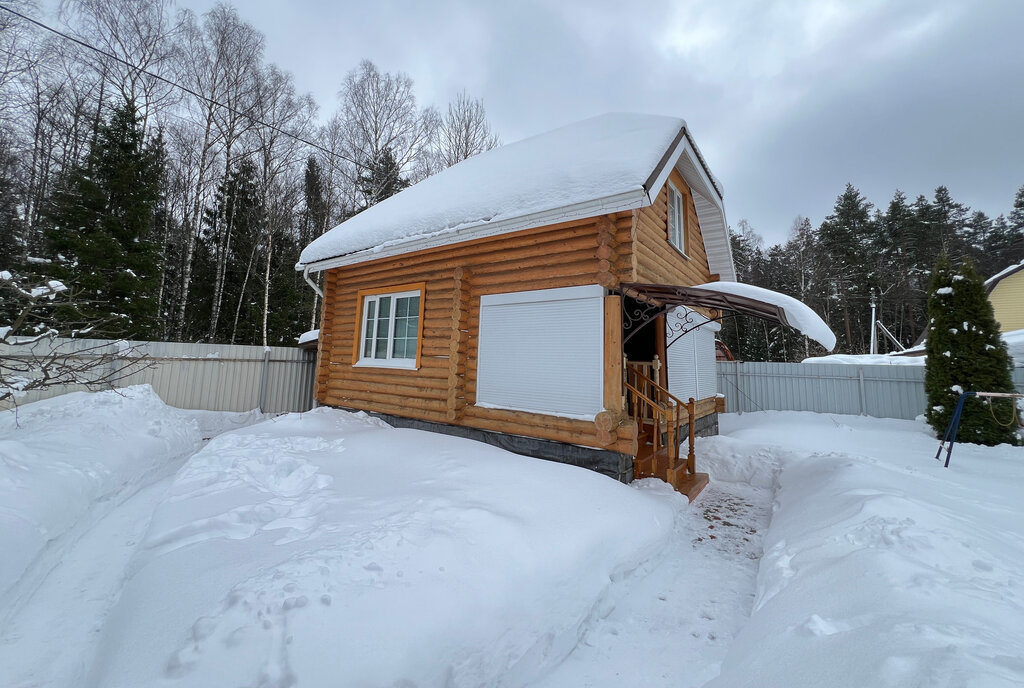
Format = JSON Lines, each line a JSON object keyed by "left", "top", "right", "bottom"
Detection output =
{"left": 624, "top": 361, "right": 697, "bottom": 475}
{"left": 628, "top": 364, "right": 689, "bottom": 411}
{"left": 624, "top": 379, "right": 670, "bottom": 458}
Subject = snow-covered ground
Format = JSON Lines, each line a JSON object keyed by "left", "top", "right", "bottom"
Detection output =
{"left": 0, "top": 387, "right": 263, "bottom": 687}
{"left": 2, "top": 389, "right": 1023, "bottom": 687}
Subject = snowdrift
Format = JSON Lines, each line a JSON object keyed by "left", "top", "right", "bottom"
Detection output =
{"left": 86, "top": 409, "right": 675, "bottom": 688}
{"left": 0, "top": 386, "right": 203, "bottom": 615}
{"left": 703, "top": 412, "right": 1024, "bottom": 688}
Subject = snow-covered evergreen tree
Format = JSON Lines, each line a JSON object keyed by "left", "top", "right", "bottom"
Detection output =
{"left": 924, "top": 256, "right": 1017, "bottom": 446}
{"left": 45, "top": 100, "right": 166, "bottom": 339}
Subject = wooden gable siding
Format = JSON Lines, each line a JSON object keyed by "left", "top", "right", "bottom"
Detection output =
{"left": 315, "top": 214, "right": 637, "bottom": 456}
{"left": 633, "top": 169, "right": 715, "bottom": 286}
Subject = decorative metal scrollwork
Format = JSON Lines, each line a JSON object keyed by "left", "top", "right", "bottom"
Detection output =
{"left": 621, "top": 289, "right": 737, "bottom": 349}
{"left": 621, "top": 298, "right": 667, "bottom": 345}
{"left": 664, "top": 309, "right": 731, "bottom": 348}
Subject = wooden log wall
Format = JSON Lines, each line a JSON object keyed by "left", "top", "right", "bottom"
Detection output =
{"left": 635, "top": 169, "right": 715, "bottom": 286}
{"left": 317, "top": 215, "right": 637, "bottom": 456}
{"left": 315, "top": 171, "right": 720, "bottom": 459}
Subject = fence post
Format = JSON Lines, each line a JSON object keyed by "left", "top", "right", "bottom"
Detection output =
{"left": 258, "top": 348, "right": 271, "bottom": 412}
{"left": 736, "top": 361, "right": 743, "bottom": 415}
{"left": 858, "top": 368, "right": 866, "bottom": 415}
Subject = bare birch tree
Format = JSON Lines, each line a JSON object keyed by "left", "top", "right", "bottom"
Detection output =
{"left": 432, "top": 90, "right": 500, "bottom": 169}
{"left": 248, "top": 64, "right": 315, "bottom": 346}
{"left": 58, "top": 0, "right": 181, "bottom": 130}
{"left": 170, "top": 5, "right": 262, "bottom": 340}
{"left": 337, "top": 59, "right": 437, "bottom": 208}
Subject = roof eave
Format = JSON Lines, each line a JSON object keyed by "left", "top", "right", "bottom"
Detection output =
{"left": 297, "top": 188, "right": 650, "bottom": 273}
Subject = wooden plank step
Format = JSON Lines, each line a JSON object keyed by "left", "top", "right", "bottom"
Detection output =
{"left": 670, "top": 472, "right": 709, "bottom": 502}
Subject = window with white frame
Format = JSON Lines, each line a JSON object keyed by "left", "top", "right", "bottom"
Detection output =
{"left": 356, "top": 287, "right": 422, "bottom": 367}
{"left": 668, "top": 182, "right": 688, "bottom": 256}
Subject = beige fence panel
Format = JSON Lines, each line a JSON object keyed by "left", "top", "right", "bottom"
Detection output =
{"left": 2, "top": 337, "right": 316, "bottom": 413}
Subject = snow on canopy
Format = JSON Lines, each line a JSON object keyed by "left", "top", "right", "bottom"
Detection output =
{"left": 298, "top": 113, "right": 704, "bottom": 268}
{"left": 693, "top": 281, "right": 838, "bottom": 351}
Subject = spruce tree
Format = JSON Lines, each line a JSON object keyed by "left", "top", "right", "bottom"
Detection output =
{"left": 358, "top": 148, "right": 409, "bottom": 208}
{"left": 46, "top": 99, "right": 165, "bottom": 339}
{"left": 924, "top": 255, "right": 1017, "bottom": 446}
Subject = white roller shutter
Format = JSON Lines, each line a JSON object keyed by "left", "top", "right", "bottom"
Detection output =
{"left": 476, "top": 285, "right": 605, "bottom": 418}
{"left": 666, "top": 307, "right": 720, "bottom": 402}
{"left": 695, "top": 326, "right": 718, "bottom": 398}
{"left": 667, "top": 328, "right": 697, "bottom": 402}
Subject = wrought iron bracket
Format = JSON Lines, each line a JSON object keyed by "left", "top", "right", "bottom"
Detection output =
{"left": 665, "top": 312, "right": 738, "bottom": 349}
{"left": 620, "top": 289, "right": 737, "bottom": 349}
{"left": 621, "top": 297, "right": 669, "bottom": 346}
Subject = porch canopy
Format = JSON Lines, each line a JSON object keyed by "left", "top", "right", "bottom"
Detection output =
{"left": 619, "top": 281, "right": 837, "bottom": 351}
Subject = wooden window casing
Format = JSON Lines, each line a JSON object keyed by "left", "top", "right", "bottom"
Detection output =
{"left": 667, "top": 181, "right": 689, "bottom": 258}
{"left": 351, "top": 282, "right": 426, "bottom": 369}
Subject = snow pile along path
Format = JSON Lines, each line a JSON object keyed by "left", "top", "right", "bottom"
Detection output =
{"left": 703, "top": 412, "right": 1024, "bottom": 688}
{"left": 86, "top": 409, "right": 675, "bottom": 688}
{"left": 0, "top": 386, "right": 204, "bottom": 616}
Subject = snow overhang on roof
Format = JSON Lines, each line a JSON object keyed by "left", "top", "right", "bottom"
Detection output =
{"left": 620, "top": 281, "right": 837, "bottom": 351}
{"left": 985, "top": 259, "right": 1024, "bottom": 293}
{"left": 296, "top": 113, "right": 735, "bottom": 281}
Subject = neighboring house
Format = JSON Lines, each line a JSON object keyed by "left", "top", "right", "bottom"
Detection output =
{"left": 986, "top": 259, "right": 1024, "bottom": 332}
{"left": 296, "top": 113, "right": 831, "bottom": 500}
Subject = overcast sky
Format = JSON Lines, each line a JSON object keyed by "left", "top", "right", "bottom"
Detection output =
{"left": 174, "top": 0, "right": 1024, "bottom": 246}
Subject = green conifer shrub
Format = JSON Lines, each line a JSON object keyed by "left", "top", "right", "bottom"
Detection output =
{"left": 924, "top": 255, "right": 1018, "bottom": 445}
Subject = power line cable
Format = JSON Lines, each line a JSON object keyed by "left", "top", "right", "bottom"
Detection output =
{"left": 0, "top": 3, "right": 356, "bottom": 166}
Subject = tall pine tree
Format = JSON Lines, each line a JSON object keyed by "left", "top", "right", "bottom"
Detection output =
{"left": 817, "top": 184, "right": 874, "bottom": 352}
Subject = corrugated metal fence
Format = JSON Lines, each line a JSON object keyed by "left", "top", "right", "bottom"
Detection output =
{"left": 717, "top": 361, "right": 1024, "bottom": 420}
{"left": 2, "top": 337, "right": 316, "bottom": 413}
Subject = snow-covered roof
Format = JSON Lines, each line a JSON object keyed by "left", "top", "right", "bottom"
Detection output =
{"left": 985, "top": 258, "right": 1024, "bottom": 291}
{"left": 297, "top": 113, "right": 735, "bottom": 281}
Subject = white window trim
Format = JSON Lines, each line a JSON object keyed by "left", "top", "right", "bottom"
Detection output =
{"left": 667, "top": 182, "right": 690, "bottom": 259}
{"left": 356, "top": 288, "right": 422, "bottom": 368}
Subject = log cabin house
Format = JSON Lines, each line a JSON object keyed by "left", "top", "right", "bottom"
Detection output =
{"left": 297, "top": 113, "right": 832, "bottom": 500}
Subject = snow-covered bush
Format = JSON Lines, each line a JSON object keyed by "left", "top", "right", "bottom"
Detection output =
{"left": 0, "top": 269, "right": 149, "bottom": 407}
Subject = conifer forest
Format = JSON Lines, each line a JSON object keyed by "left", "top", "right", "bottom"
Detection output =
{"left": 1, "top": 0, "right": 1022, "bottom": 356}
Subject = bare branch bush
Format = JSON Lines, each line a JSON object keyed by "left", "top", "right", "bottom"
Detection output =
{"left": 0, "top": 269, "right": 152, "bottom": 410}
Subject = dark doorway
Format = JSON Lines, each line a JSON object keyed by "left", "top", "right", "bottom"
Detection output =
{"left": 622, "top": 296, "right": 659, "bottom": 362}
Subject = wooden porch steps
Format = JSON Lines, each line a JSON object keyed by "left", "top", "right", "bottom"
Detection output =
{"left": 634, "top": 443, "right": 708, "bottom": 502}
{"left": 625, "top": 362, "right": 710, "bottom": 503}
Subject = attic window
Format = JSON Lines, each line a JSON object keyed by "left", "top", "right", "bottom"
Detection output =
{"left": 353, "top": 284, "right": 425, "bottom": 369}
{"left": 668, "top": 182, "right": 689, "bottom": 257}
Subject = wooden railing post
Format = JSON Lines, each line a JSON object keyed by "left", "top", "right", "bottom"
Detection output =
{"left": 687, "top": 397, "right": 696, "bottom": 475}
{"left": 666, "top": 403, "right": 676, "bottom": 463}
